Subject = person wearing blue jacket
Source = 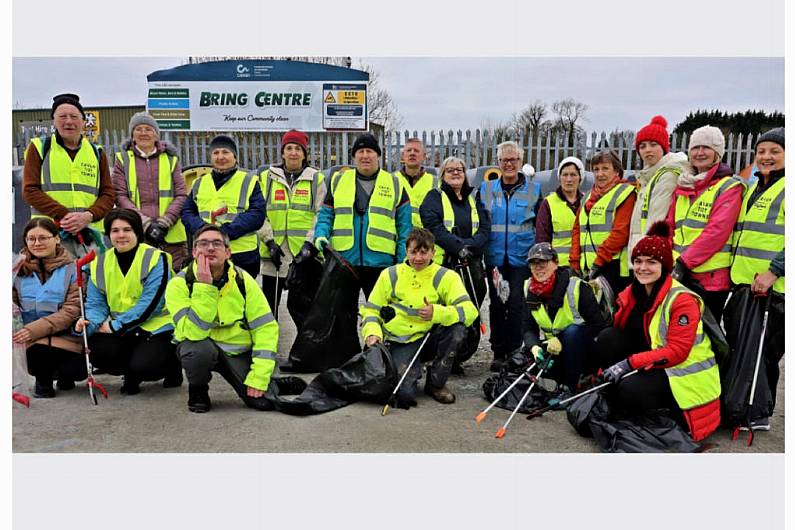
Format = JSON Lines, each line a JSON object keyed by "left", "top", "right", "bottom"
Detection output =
{"left": 480, "top": 141, "right": 542, "bottom": 371}
{"left": 181, "top": 135, "right": 266, "bottom": 278}
{"left": 76, "top": 208, "right": 182, "bottom": 395}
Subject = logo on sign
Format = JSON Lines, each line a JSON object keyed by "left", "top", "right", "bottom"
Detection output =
{"left": 237, "top": 64, "right": 250, "bottom": 74}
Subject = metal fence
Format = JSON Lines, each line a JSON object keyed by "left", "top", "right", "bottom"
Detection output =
{"left": 13, "top": 128, "right": 762, "bottom": 173}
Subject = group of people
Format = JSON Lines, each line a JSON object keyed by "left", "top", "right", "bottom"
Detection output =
{"left": 13, "top": 92, "right": 785, "bottom": 442}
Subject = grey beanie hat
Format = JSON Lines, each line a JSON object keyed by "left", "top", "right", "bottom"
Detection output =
{"left": 209, "top": 134, "right": 238, "bottom": 158}
{"left": 128, "top": 112, "right": 161, "bottom": 139}
{"left": 689, "top": 125, "right": 726, "bottom": 160}
{"left": 755, "top": 127, "right": 785, "bottom": 150}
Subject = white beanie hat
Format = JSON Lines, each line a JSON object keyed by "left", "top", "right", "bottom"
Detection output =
{"left": 557, "top": 156, "right": 585, "bottom": 181}
{"left": 689, "top": 125, "right": 725, "bottom": 160}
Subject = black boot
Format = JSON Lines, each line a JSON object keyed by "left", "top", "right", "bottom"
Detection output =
{"left": 34, "top": 378, "right": 55, "bottom": 398}
{"left": 489, "top": 351, "right": 506, "bottom": 372}
{"left": 188, "top": 384, "right": 211, "bottom": 413}
{"left": 120, "top": 376, "right": 141, "bottom": 395}
{"left": 56, "top": 379, "right": 75, "bottom": 391}
{"left": 163, "top": 370, "right": 184, "bottom": 388}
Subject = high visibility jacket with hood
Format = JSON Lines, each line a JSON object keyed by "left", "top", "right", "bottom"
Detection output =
{"left": 394, "top": 169, "right": 439, "bottom": 227}
{"left": 28, "top": 134, "right": 105, "bottom": 231}
{"left": 115, "top": 150, "right": 187, "bottom": 243}
{"left": 86, "top": 243, "right": 173, "bottom": 336}
{"left": 360, "top": 261, "right": 477, "bottom": 344}
{"left": 578, "top": 182, "right": 635, "bottom": 276}
{"left": 165, "top": 261, "right": 278, "bottom": 391}
{"left": 673, "top": 175, "right": 745, "bottom": 273}
{"left": 479, "top": 175, "right": 542, "bottom": 268}
{"left": 731, "top": 174, "right": 785, "bottom": 294}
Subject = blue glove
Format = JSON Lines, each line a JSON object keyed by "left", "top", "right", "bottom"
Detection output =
{"left": 602, "top": 359, "right": 631, "bottom": 384}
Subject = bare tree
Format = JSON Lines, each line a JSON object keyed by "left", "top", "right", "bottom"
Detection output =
{"left": 356, "top": 61, "right": 403, "bottom": 132}
{"left": 512, "top": 100, "right": 549, "bottom": 141}
{"left": 552, "top": 98, "right": 589, "bottom": 144}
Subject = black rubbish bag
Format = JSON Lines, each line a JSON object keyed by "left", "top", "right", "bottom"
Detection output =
{"left": 285, "top": 256, "right": 324, "bottom": 331}
{"left": 566, "top": 389, "right": 703, "bottom": 453}
{"left": 282, "top": 247, "right": 361, "bottom": 373}
{"left": 274, "top": 342, "right": 397, "bottom": 416}
{"left": 720, "top": 286, "right": 775, "bottom": 427}
{"left": 482, "top": 351, "right": 551, "bottom": 414}
{"left": 680, "top": 277, "right": 730, "bottom": 365}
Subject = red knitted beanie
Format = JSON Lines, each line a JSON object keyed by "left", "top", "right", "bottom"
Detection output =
{"left": 635, "top": 115, "right": 670, "bottom": 154}
{"left": 280, "top": 129, "right": 309, "bottom": 156}
{"left": 632, "top": 220, "right": 674, "bottom": 272}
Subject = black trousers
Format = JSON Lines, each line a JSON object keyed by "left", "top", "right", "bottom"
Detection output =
{"left": 699, "top": 289, "right": 729, "bottom": 324}
{"left": 261, "top": 274, "right": 286, "bottom": 318}
{"left": 26, "top": 343, "right": 87, "bottom": 383}
{"left": 88, "top": 331, "right": 181, "bottom": 383}
{"left": 450, "top": 261, "right": 488, "bottom": 363}
{"left": 343, "top": 265, "right": 384, "bottom": 327}
{"left": 176, "top": 338, "right": 276, "bottom": 411}
{"left": 486, "top": 264, "right": 530, "bottom": 359}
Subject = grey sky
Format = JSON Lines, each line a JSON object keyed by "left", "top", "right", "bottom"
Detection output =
{"left": 12, "top": 56, "right": 783, "bottom": 134}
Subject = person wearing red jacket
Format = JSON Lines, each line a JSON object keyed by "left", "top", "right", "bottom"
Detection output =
{"left": 594, "top": 221, "right": 721, "bottom": 442}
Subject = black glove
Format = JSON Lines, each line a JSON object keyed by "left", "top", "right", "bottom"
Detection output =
{"left": 266, "top": 240, "right": 284, "bottom": 270}
{"left": 587, "top": 265, "right": 602, "bottom": 281}
{"left": 145, "top": 221, "right": 168, "bottom": 247}
{"left": 602, "top": 359, "right": 631, "bottom": 384}
{"left": 457, "top": 246, "right": 475, "bottom": 265}
{"left": 293, "top": 241, "right": 318, "bottom": 265}
{"left": 379, "top": 305, "right": 397, "bottom": 323}
{"left": 672, "top": 258, "right": 689, "bottom": 282}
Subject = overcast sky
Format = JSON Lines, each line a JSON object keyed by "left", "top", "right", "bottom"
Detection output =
{"left": 12, "top": 56, "right": 783, "bottom": 134}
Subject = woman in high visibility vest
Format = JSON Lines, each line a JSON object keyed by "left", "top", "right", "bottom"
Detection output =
{"left": 666, "top": 125, "right": 744, "bottom": 321}
{"left": 13, "top": 218, "right": 87, "bottom": 398}
{"left": 535, "top": 156, "right": 585, "bottom": 266}
{"left": 594, "top": 221, "right": 721, "bottom": 442}
{"left": 570, "top": 151, "right": 636, "bottom": 296}
{"left": 724, "top": 127, "right": 785, "bottom": 431}
{"left": 113, "top": 112, "right": 189, "bottom": 271}
{"left": 420, "top": 156, "right": 491, "bottom": 373}
{"left": 75, "top": 208, "right": 182, "bottom": 395}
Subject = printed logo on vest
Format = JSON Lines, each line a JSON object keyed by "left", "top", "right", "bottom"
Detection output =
{"left": 274, "top": 189, "right": 286, "bottom": 201}
{"left": 294, "top": 189, "right": 309, "bottom": 196}
{"left": 677, "top": 314, "right": 689, "bottom": 326}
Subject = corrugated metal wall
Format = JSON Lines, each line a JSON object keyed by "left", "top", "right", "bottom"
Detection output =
{"left": 12, "top": 105, "right": 145, "bottom": 139}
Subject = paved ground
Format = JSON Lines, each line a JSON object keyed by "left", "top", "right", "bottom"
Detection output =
{"left": 12, "top": 296, "right": 785, "bottom": 453}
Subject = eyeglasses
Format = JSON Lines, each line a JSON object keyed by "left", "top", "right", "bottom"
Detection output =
{"left": 444, "top": 167, "right": 465, "bottom": 174}
{"left": 26, "top": 235, "right": 55, "bottom": 244}
{"left": 499, "top": 157, "right": 521, "bottom": 165}
{"left": 195, "top": 240, "right": 226, "bottom": 250}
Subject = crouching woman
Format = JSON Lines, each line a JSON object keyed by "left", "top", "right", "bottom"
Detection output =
{"left": 594, "top": 221, "right": 721, "bottom": 441}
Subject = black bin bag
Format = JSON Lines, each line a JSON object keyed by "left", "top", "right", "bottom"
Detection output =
{"left": 275, "top": 342, "right": 397, "bottom": 416}
{"left": 481, "top": 350, "right": 550, "bottom": 414}
{"left": 284, "top": 256, "right": 323, "bottom": 331}
{"left": 282, "top": 247, "right": 362, "bottom": 373}
{"left": 720, "top": 286, "right": 775, "bottom": 427}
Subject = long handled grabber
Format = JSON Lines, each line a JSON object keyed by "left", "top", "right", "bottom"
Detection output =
{"left": 75, "top": 251, "right": 108, "bottom": 405}
{"left": 381, "top": 331, "right": 432, "bottom": 416}
{"left": 475, "top": 361, "right": 538, "bottom": 424}
{"left": 494, "top": 359, "right": 551, "bottom": 438}
{"left": 274, "top": 275, "right": 280, "bottom": 320}
{"left": 463, "top": 265, "right": 487, "bottom": 335}
{"left": 732, "top": 292, "right": 772, "bottom": 447}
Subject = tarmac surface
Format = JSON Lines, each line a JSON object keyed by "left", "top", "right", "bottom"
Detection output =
{"left": 12, "top": 295, "right": 785, "bottom": 453}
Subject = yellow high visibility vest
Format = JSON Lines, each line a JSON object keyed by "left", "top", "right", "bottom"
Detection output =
{"left": 191, "top": 169, "right": 259, "bottom": 254}
{"left": 639, "top": 165, "right": 682, "bottom": 235}
{"left": 578, "top": 183, "right": 635, "bottom": 276}
{"left": 395, "top": 170, "right": 439, "bottom": 227}
{"left": 546, "top": 192, "right": 577, "bottom": 265}
{"left": 528, "top": 276, "right": 585, "bottom": 337}
{"left": 432, "top": 190, "right": 480, "bottom": 265}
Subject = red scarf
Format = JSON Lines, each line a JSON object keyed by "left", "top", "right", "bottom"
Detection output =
{"left": 585, "top": 176, "right": 623, "bottom": 212}
{"left": 529, "top": 270, "right": 557, "bottom": 299}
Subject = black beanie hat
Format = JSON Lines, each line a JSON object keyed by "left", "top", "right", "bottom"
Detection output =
{"left": 351, "top": 133, "right": 382, "bottom": 157}
{"left": 209, "top": 135, "right": 238, "bottom": 158}
{"left": 755, "top": 127, "right": 785, "bottom": 150}
{"left": 51, "top": 93, "right": 85, "bottom": 119}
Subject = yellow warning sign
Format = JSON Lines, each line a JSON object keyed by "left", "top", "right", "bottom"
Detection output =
{"left": 84, "top": 110, "right": 100, "bottom": 141}
{"left": 324, "top": 92, "right": 336, "bottom": 103}
{"left": 339, "top": 91, "right": 365, "bottom": 104}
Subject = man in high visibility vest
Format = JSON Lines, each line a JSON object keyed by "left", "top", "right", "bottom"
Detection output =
{"left": 165, "top": 225, "right": 279, "bottom": 413}
{"left": 393, "top": 137, "right": 438, "bottom": 227}
{"left": 181, "top": 135, "right": 266, "bottom": 278}
{"left": 360, "top": 228, "right": 477, "bottom": 406}
{"left": 313, "top": 132, "right": 413, "bottom": 329}
{"left": 22, "top": 93, "right": 115, "bottom": 258}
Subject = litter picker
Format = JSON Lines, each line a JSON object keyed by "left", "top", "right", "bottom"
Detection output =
{"left": 475, "top": 361, "right": 538, "bottom": 424}
{"left": 381, "top": 331, "right": 432, "bottom": 416}
{"left": 75, "top": 250, "right": 108, "bottom": 405}
{"left": 462, "top": 265, "right": 487, "bottom": 335}
{"left": 494, "top": 359, "right": 551, "bottom": 438}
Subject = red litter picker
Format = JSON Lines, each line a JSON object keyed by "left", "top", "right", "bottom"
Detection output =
{"left": 75, "top": 250, "right": 108, "bottom": 405}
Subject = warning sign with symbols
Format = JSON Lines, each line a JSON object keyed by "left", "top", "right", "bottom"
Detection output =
{"left": 322, "top": 83, "right": 367, "bottom": 130}
{"left": 84, "top": 110, "right": 100, "bottom": 141}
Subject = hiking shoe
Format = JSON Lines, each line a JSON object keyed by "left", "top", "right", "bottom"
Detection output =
{"left": 425, "top": 385, "right": 456, "bottom": 404}
{"left": 56, "top": 379, "right": 75, "bottom": 391}
{"left": 120, "top": 377, "right": 141, "bottom": 395}
{"left": 163, "top": 372, "right": 184, "bottom": 388}
{"left": 34, "top": 379, "right": 55, "bottom": 399}
{"left": 738, "top": 417, "right": 771, "bottom": 432}
{"left": 188, "top": 384, "right": 211, "bottom": 413}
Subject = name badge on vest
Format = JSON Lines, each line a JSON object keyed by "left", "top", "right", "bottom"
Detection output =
{"left": 274, "top": 189, "right": 286, "bottom": 201}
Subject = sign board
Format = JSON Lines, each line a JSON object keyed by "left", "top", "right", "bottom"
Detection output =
{"left": 146, "top": 60, "right": 369, "bottom": 132}
{"left": 83, "top": 110, "right": 100, "bottom": 141}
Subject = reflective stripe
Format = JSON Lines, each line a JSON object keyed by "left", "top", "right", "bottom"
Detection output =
{"left": 173, "top": 307, "right": 189, "bottom": 323}
{"left": 566, "top": 279, "right": 584, "bottom": 324}
{"left": 247, "top": 313, "right": 275, "bottom": 329}
{"left": 95, "top": 254, "right": 107, "bottom": 294}
{"left": 411, "top": 206, "right": 420, "bottom": 215}
{"left": 43, "top": 183, "right": 99, "bottom": 194}
{"left": 268, "top": 203, "right": 289, "bottom": 211}
{"left": 290, "top": 203, "right": 314, "bottom": 212}
{"left": 491, "top": 223, "right": 533, "bottom": 233}
{"left": 665, "top": 357, "right": 717, "bottom": 378}
{"left": 368, "top": 228, "right": 397, "bottom": 241}
{"left": 432, "top": 268, "right": 447, "bottom": 290}
{"left": 252, "top": 349, "right": 277, "bottom": 360}
{"left": 334, "top": 207, "right": 353, "bottom": 215}
{"left": 284, "top": 229, "right": 310, "bottom": 237}
{"left": 456, "top": 306, "right": 466, "bottom": 323}
{"left": 332, "top": 228, "right": 353, "bottom": 237}
{"left": 735, "top": 247, "right": 781, "bottom": 261}
{"left": 385, "top": 331, "right": 418, "bottom": 343}
{"left": 740, "top": 221, "right": 785, "bottom": 235}
{"left": 187, "top": 309, "right": 213, "bottom": 331}
{"left": 451, "top": 294, "right": 471, "bottom": 305}
{"left": 159, "top": 189, "right": 174, "bottom": 198}
{"left": 237, "top": 172, "right": 256, "bottom": 210}
{"left": 24, "top": 301, "right": 60, "bottom": 313}
{"left": 370, "top": 206, "right": 395, "bottom": 218}
{"left": 363, "top": 301, "right": 382, "bottom": 311}
{"left": 214, "top": 342, "right": 251, "bottom": 354}
{"left": 553, "top": 230, "right": 572, "bottom": 238}
{"left": 140, "top": 247, "right": 156, "bottom": 282}
{"left": 391, "top": 302, "right": 420, "bottom": 317}
{"left": 362, "top": 316, "right": 381, "bottom": 325}
{"left": 388, "top": 266, "right": 398, "bottom": 299}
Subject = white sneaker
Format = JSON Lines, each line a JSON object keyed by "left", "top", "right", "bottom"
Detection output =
{"left": 738, "top": 417, "right": 771, "bottom": 431}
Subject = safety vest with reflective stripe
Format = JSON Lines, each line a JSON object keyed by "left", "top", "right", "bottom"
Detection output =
{"left": 730, "top": 176, "right": 785, "bottom": 293}
{"left": 432, "top": 190, "right": 480, "bottom": 265}
{"left": 90, "top": 243, "right": 172, "bottom": 333}
{"left": 13, "top": 263, "right": 76, "bottom": 325}
{"left": 545, "top": 192, "right": 577, "bottom": 265}
{"left": 165, "top": 261, "right": 278, "bottom": 390}
{"left": 394, "top": 170, "right": 439, "bottom": 227}
{"left": 259, "top": 166, "right": 324, "bottom": 257}
{"left": 191, "top": 169, "right": 259, "bottom": 254}
{"left": 480, "top": 177, "right": 542, "bottom": 268}
{"left": 526, "top": 276, "right": 585, "bottom": 338}
{"left": 649, "top": 280, "right": 721, "bottom": 411}
{"left": 673, "top": 176, "right": 744, "bottom": 273}
{"left": 29, "top": 134, "right": 104, "bottom": 231}
{"left": 116, "top": 150, "right": 187, "bottom": 243}
{"left": 579, "top": 183, "right": 635, "bottom": 276}
{"left": 330, "top": 169, "right": 402, "bottom": 255}
{"left": 639, "top": 165, "right": 682, "bottom": 235}
{"left": 359, "top": 262, "right": 477, "bottom": 343}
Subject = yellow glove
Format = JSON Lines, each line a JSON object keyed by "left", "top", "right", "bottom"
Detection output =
{"left": 530, "top": 345, "right": 545, "bottom": 362}
{"left": 546, "top": 336, "right": 563, "bottom": 356}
